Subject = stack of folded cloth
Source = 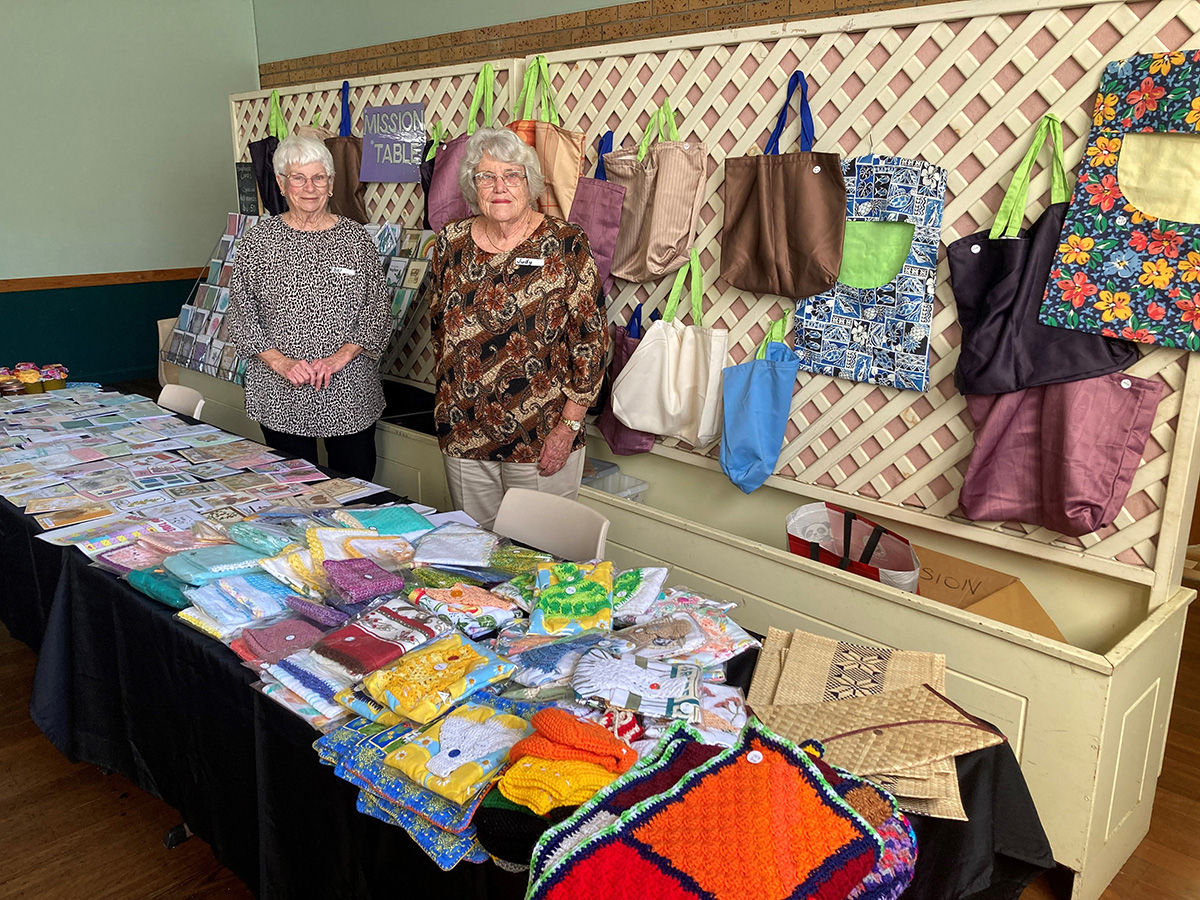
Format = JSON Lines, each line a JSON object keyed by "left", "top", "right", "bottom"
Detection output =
{"left": 498, "top": 708, "right": 637, "bottom": 815}
{"left": 746, "top": 627, "right": 1005, "bottom": 820}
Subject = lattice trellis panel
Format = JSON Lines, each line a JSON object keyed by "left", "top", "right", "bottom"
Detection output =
{"left": 534, "top": 0, "right": 1200, "bottom": 581}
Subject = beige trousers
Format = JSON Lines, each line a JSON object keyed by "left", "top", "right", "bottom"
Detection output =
{"left": 443, "top": 448, "right": 586, "bottom": 530}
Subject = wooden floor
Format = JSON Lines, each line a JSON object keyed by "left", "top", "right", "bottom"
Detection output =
{"left": 3, "top": 602, "right": 1200, "bottom": 900}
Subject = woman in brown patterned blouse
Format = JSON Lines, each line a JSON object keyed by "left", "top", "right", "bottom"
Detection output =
{"left": 428, "top": 127, "right": 608, "bottom": 528}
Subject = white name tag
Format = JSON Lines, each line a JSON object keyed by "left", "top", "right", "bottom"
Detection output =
{"left": 514, "top": 257, "right": 544, "bottom": 267}
{"left": 331, "top": 266, "right": 356, "bottom": 276}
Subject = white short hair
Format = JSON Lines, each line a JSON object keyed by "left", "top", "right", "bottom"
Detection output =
{"left": 457, "top": 127, "right": 544, "bottom": 214}
{"left": 273, "top": 135, "right": 335, "bottom": 178}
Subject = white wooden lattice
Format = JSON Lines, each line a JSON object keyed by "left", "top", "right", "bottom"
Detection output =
{"left": 230, "top": 1, "right": 1200, "bottom": 598}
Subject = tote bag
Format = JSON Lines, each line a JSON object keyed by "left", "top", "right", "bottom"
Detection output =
{"left": 610, "top": 249, "right": 727, "bottom": 448}
{"left": 568, "top": 132, "right": 626, "bottom": 297}
{"left": 597, "top": 303, "right": 657, "bottom": 455}
{"left": 427, "top": 63, "right": 496, "bottom": 231}
{"left": 325, "top": 81, "right": 370, "bottom": 224}
{"left": 419, "top": 121, "right": 446, "bottom": 230}
{"left": 248, "top": 90, "right": 289, "bottom": 215}
{"left": 507, "top": 55, "right": 587, "bottom": 220}
{"left": 721, "top": 71, "right": 846, "bottom": 299}
{"left": 604, "top": 99, "right": 708, "bottom": 282}
{"left": 785, "top": 502, "right": 921, "bottom": 593}
{"left": 720, "top": 314, "right": 800, "bottom": 493}
{"left": 949, "top": 113, "right": 1136, "bottom": 393}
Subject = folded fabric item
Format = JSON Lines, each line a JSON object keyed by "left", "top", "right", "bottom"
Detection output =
{"left": 242, "top": 618, "right": 325, "bottom": 664}
{"left": 487, "top": 544, "right": 556, "bottom": 577}
{"left": 126, "top": 565, "right": 190, "bottom": 609}
{"left": 696, "top": 682, "right": 748, "bottom": 746}
{"left": 260, "top": 549, "right": 327, "bottom": 600}
{"left": 256, "top": 680, "right": 348, "bottom": 730}
{"left": 139, "top": 530, "right": 229, "bottom": 553}
{"left": 183, "top": 584, "right": 258, "bottom": 629}
{"left": 176, "top": 605, "right": 243, "bottom": 641}
{"left": 491, "top": 572, "right": 538, "bottom": 613}
{"left": 409, "top": 565, "right": 489, "bottom": 590}
{"left": 610, "top": 567, "right": 670, "bottom": 623}
{"left": 226, "top": 521, "right": 299, "bottom": 555}
{"left": 384, "top": 701, "right": 534, "bottom": 805}
{"left": 630, "top": 584, "right": 736, "bottom": 624}
{"left": 572, "top": 648, "right": 702, "bottom": 723}
{"left": 164, "top": 544, "right": 265, "bottom": 585}
{"left": 306, "top": 527, "right": 380, "bottom": 565}
{"left": 332, "top": 685, "right": 404, "bottom": 726}
{"left": 510, "top": 631, "right": 614, "bottom": 687}
{"left": 499, "top": 755, "right": 618, "bottom": 815}
{"left": 530, "top": 561, "right": 615, "bottom": 636}
{"left": 285, "top": 595, "right": 349, "bottom": 627}
{"left": 755, "top": 683, "right": 1005, "bottom": 775}
{"left": 362, "top": 632, "right": 516, "bottom": 724}
{"left": 413, "top": 522, "right": 500, "bottom": 567}
{"left": 771, "top": 628, "right": 947, "bottom": 705}
{"left": 333, "top": 504, "right": 434, "bottom": 539}
{"left": 510, "top": 707, "right": 637, "bottom": 774}
{"left": 308, "top": 597, "right": 451, "bottom": 682}
{"left": 658, "top": 600, "right": 759, "bottom": 668}
{"left": 215, "top": 572, "right": 293, "bottom": 618}
{"left": 323, "top": 557, "right": 406, "bottom": 604}
{"left": 269, "top": 654, "right": 353, "bottom": 717}
{"left": 356, "top": 790, "right": 490, "bottom": 870}
{"left": 527, "top": 717, "right": 883, "bottom": 900}
{"left": 615, "top": 613, "right": 707, "bottom": 660}
{"left": 340, "top": 533, "right": 416, "bottom": 570}
{"left": 409, "top": 584, "right": 519, "bottom": 638}
{"left": 314, "top": 715, "right": 394, "bottom": 766}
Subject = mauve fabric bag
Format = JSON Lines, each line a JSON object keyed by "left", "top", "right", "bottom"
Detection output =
{"left": 568, "top": 132, "right": 625, "bottom": 298}
{"left": 959, "top": 372, "right": 1162, "bottom": 537}
{"left": 597, "top": 304, "right": 656, "bottom": 455}
{"left": 427, "top": 64, "right": 495, "bottom": 231}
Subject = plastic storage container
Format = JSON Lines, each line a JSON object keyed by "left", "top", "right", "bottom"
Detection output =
{"left": 581, "top": 457, "right": 620, "bottom": 485}
{"left": 585, "top": 472, "right": 649, "bottom": 503}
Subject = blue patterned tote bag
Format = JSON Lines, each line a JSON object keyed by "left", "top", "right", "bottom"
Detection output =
{"left": 1039, "top": 49, "right": 1200, "bottom": 348}
{"left": 793, "top": 154, "right": 947, "bottom": 390}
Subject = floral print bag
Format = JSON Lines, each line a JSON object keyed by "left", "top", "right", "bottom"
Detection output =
{"left": 1039, "top": 49, "right": 1200, "bottom": 348}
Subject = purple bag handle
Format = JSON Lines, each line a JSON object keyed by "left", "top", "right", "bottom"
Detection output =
{"left": 595, "top": 131, "right": 614, "bottom": 180}
{"left": 764, "top": 71, "right": 814, "bottom": 155}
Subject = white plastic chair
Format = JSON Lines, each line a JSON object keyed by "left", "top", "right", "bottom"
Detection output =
{"left": 492, "top": 488, "right": 610, "bottom": 562}
{"left": 157, "top": 384, "right": 205, "bottom": 419}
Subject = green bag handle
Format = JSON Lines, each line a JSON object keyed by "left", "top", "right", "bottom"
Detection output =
{"left": 311, "top": 112, "right": 322, "bottom": 126}
{"left": 268, "top": 90, "right": 288, "bottom": 140}
{"left": 636, "top": 99, "right": 681, "bottom": 162}
{"left": 989, "top": 113, "right": 1069, "bottom": 239}
{"left": 662, "top": 249, "right": 704, "bottom": 326}
{"left": 425, "top": 121, "right": 446, "bottom": 161}
{"left": 755, "top": 311, "right": 792, "bottom": 359}
{"left": 466, "top": 63, "right": 495, "bottom": 136}
{"left": 514, "top": 56, "right": 561, "bottom": 125}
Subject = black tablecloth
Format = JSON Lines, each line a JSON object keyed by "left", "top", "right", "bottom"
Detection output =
{"left": 4, "top": 492, "right": 1054, "bottom": 900}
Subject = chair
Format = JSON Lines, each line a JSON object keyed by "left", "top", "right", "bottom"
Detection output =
{"left": 157, "top": 317, "right": 181, "bottom": 387}
{"left": 157, "top": 384, "right": 205, "bottom": 419}
{"left": 491, "top": 488, "right": 610, "bottom": 562}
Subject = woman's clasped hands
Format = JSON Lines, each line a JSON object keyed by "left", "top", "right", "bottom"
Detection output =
{"left": 261, "top": 345, "right": 360, "bottom": 390}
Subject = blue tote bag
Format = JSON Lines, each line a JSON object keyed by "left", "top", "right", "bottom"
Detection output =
{"left": 720, "top": 314, "right": 799, "bottom": 493}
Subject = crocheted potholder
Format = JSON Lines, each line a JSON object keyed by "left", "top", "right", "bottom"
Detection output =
{"left": 314, "top": 716, "right": 393, "bottom": 767}
{"left": 530, "top": 561, "right": 615, "bottom": 636}
{"left": 242, "top": 618, "right": 325, "bottom": 664}
{"left": 527, "top": 718, "right": 884, "bottom": 900}
{"left": 511, "top": 631, "right": 612, "bottom": 687}
{"left": 322, "top": 557, "right": 406, "bottom": 604}
{"left": 332, "top": 685, "right": 404, "bottom": 726}
{"left": 510, "top": 708, "right": 638, "bottom": 774}
{"left": 499, "top": 755, "right": 618, "bottom": 816}
{"left": 308, "top": 598, "right": 452, "bottom": 682}
{"left": 334, "top": 505, "right": 434, "bottom": 540}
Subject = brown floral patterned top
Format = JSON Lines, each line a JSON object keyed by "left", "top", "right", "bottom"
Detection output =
{"left": 428, "top": 215, "right": 608, "bottom": 462}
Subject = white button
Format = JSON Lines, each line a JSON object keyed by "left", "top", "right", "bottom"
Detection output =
{"left": 1121, "top": 379, "right": 1131, "bottom": 389}
{"left": 970, "top": 245, "right": 981, "bottom": 254}
{"left": 616, "top": 590, "right": 627, "bottom": 598}
{"left": 285, "top": 634, "right": 295, "bottom": 641}
{"left": 565, "top": 586, "right": 576, "bottom": 594}
{"left": 344, "top": 636, "right": 356, "bottom": 642}
{"left": 746, "top": 750, "right": 764, "bottom": 764}
{"left": 683, "top": 142, "right": 690, "bottom": 149}
{"left": 812, "top": 165, "right": 821, "bottom": 174}
{"left": 434, "top": 662, "right": 447, "bottom": 671}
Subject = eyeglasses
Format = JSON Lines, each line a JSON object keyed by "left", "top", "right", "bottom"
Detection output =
{"left": 286, "top": 173, "right": 330, "bottom": 187}
{"left": 473, "top": 169, "right": 527, "bottom": 190}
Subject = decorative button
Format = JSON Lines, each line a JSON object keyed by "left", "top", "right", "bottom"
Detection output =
{"left": 970, "top": 244, "right": 981, "bottom": 254}
{"left": 565, "top": 586, "right": 576, "bottom": 594}
{"left": 683, "top": 142, "right": 690, "bottom": 149}
{"left": 363, "top": 574, "right": 374, "bottom": 580}
{"left": 746, "top": 750, "right": 764, "bottom": 764}
{"left": 616, "top": 590, "right": 627, "bottom": 598}
{"left": 812, "top": 165, "right": 821, "bottom": 174}
{"left": 285, "top": 634, "right": 295, "bottom": 641}
{"left": 1121, "top": 378, "right": 1132, "bottom": 389}
{"left": 873, "top": 729, "right": 884, "bottom": 736}
{"left": 344, "top": 636, "right": 356, "bottom": 642}
{"left": 434, "top": 663, "right": 447, "bottom": 671}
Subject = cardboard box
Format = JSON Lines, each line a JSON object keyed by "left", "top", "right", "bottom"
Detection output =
{"left": 913, "top": 544, "right": 1067, "bottom": 643}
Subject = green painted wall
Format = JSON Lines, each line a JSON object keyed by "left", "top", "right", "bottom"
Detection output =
{"left": 1, "top": 0, "right": 260, "bottom": 279}
{"left": 252, "top": 0, "right": 609, "bottom": 63}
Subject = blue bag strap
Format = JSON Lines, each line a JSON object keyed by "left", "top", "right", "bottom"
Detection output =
{"left": 595, "top": 131, "right": 614, "bottom": 181}
{"left": 764, "top": 71, "right": 814, "bottom": 155}
{"left": 627, "top": 302, "right": 643, "bottom": 339}
{"left": 339, "top": 81, "right": 352, "bottom": 137}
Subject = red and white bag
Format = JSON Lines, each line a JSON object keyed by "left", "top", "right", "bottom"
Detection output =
{"left": 785, "top": 502, "right": 920, "bottom": 593}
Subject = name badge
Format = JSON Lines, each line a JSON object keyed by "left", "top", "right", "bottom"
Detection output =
{"left": 514, "top": 257, "right": 544, "bottom": 267}
{"left": 331, "top": 266, "right": 356, "bottom": 276}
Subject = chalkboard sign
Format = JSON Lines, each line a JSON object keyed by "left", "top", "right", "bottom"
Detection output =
{"left": 235, "top": 162, "right": 260, "bottom": 215}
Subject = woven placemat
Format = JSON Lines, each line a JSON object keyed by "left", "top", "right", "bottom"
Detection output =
{"left": 746, "top": 626, "right": 792, "bottom": 707}
{"left": 754, "top": 684, "right": 1004, "bottom": 775}
{"left": 869, "top": 758, "right": 958, "bottom": 800}
{"left": 897, "top": 790, "right": 968, "bottom": 822}
{"left": 772, "top": 629, "right": 946, "bottom": 705}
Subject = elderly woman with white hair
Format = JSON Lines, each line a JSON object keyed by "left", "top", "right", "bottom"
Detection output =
{"left": 427, "top": 126, "right": 608, "bottom": 528}
{"left": 228, "top": 135, "right": 391, "bottom": 480}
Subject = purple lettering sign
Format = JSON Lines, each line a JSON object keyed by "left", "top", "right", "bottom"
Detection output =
{"left": 359, "top": 102, "right": 425, "bottom": 183}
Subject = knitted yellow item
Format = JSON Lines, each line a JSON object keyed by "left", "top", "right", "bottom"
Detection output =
{"left": 498, "top": 755, "right": 617, "bottom": 816}
{"left": 509, "top": 707, "right": 637, "bottom": 774}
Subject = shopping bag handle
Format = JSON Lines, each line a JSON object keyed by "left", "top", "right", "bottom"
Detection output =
{"left": 268, "top": 90, "right": 288, "bottom": 141}
{"left": 425, "top": 121, "right": 446, "bottom": 161}
{"left": 989, "top": 113, "right": 1069, "bottom": 239}
{"left": 595, "top": 131, "right": 614, "bottom": 180}
{"left": 514, "top": 56, "right": 561, "bottom": 126}
{"left": 339, "top": 81, "right": 352, "bottom": 137}
{"left": 628, "top": 302, "right": 644, "bottom": 339}
{"left": 466, "top": 63, "right": 496, "bottom": 136}
{"left": 755, "top": 311, "right": 792, "bottom": 359}
{"left": 636, "top": 99, "right": 681, "bottom": 162}
{"left": 806, "top": 507, "right": 887, "bottom": 568}
{"left": 765, "top": 71, "right": 814, "bottom": 155}
{"left": 662, "top": 249, "right": 703, "bottom": 326}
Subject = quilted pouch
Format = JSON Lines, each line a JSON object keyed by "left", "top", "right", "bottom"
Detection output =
{"left": 323, "top": 557, "right": 406, "bottom": 604}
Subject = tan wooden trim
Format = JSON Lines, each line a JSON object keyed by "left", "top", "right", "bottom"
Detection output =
{"left": 0, "top": 268, "right": 203, "bottom": 293}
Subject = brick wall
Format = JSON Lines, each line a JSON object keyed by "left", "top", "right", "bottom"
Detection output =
{"left": 258, "top": 0, "right": 955, "bottom": 88}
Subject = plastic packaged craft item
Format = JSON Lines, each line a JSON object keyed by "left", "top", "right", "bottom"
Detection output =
{"left": 571, "top": 647, "right": 702, "bottom": 723}
{"left": 94, "top": 540, "right": 171, "bottom": 576}
{"left": 226, "top": 521, "right": 299, "bottom": 556}
{"left": 183, "top": 583, "right": 258, "bottom": 629}
{"left": 529, "top": 561, "right": 614, "bottom": 636}
{"left": 487, "top": 543, "right": 555, "bottom": 577}
{"left": 139, "top": 529, "right": 231, "bottom": 554}
{"left": 610, "top": 566, "right": 670, "bottom": 624}
{"left": 408, "top": 566, "right": 488, "bottom": 590}
{"left": 613, "top": 612, "right": 708, "bottom": 661}
{"left": 412, "top": 523, "right": 499, "bottom": 568}
{"left": 285, "top": 595, "right": 349, "bottom": 628}
{"left": 409, "top": 584, "right": 520, "bottom": 639}
{"left": 382, "top": 701, "right": 533, "bottom": 805}
{"left": 255, "top": 680, "right": 347, "bottom": 732}
{"left": 214, "top": 573, "right": 294, "bottom": 618}
{"left": 355, "top": 792, "right": 491, "bottom": 871}
{"left": 308, "top": 598, "right": 453, "bottom": 682}
{"left": 490, "top": 571, "right": 538, "bottom": 612}
{"left": 332, "top": 684, "right": 404, "bottom": 726}
{"left": 332, "top": 505, "right": 434, "bottom": 540}
{"left": 261, "top": 549, "right": 328, "bottom": 600}
{"left": 241, "top": 617, "right": 325, "bottom": 665}
{"left": 340, "top": 533, "right": 416, "bottom": 571}
{"left": 306, "top": 527, "right": 380, "bottom": 566}
{"left": 176, "top": 605, "right": 243, "bottom": 641}
{"left": 269, "top": 649, "right": 355, "bottom": 707}
{"left": 126, "top": 565, "right": 191, "bottom": 609}
{"left": 362, "top": 632, "right": 517, "bottom": 724}
{"left": 509, "top": 631, "right": 614, "bottom": 688}
{"left": 164, "top": 544, "right": 265, "bottom": 585}
{"left": 323, "top": 558, "right": 406, "bottom": 605}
